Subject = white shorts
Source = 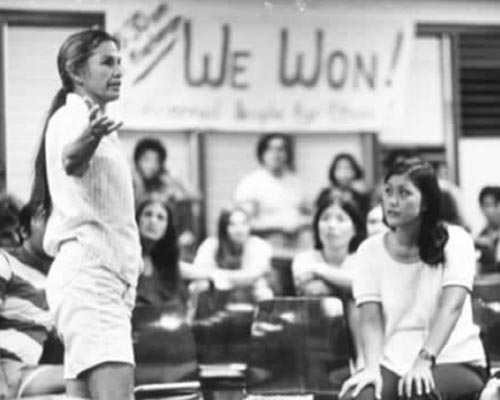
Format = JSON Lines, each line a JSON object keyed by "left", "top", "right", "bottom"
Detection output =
{"left": 46, "top": 241, "right": 136, "bottom": 380}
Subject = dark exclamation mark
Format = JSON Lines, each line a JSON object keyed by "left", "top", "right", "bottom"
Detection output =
{"left": 385, "top": 31, "right": 404, "bottom": 87}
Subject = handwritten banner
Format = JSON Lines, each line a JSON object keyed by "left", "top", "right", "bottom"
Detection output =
{"left": 110, "top": 1, "right": 414, "bottom": 131}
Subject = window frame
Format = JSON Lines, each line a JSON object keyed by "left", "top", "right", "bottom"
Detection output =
{"left": 0, "top": 9, "right": 104, "bottom": 191}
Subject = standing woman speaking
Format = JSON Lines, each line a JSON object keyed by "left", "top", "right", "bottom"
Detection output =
{"left": 30, "top": 30, "right": 143, "bottom": 399}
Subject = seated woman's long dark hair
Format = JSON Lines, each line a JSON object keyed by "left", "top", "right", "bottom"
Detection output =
{"left": 215, "top": 207, "right": 250, "bottom": 270}
{"left": 136, "top": 199, "right": 184, "bottom": 296}
{"left": 384, "top": 159, "right": 449, "bottom": 266}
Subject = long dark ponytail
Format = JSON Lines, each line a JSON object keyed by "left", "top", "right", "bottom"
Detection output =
{"left": 30, "top": 88, "right": 68, "bottom": 212}
{"left": 29, "top": 29, "right": 119, "bottom": 214}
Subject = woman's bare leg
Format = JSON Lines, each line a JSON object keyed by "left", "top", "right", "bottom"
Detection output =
{"left": 66, "top": 376, "right": 91, "bottom": 399}
{"left": 84, "top": 362, "right": 134, "bottom": 400}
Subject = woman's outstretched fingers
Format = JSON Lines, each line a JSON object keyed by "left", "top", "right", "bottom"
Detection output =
{"left": 374, "top": 377, "right": 382, "bottom": 400}
{"left": 397, "top": 376, "right": 404, "bottom": 398}
{"left": 351, "top": 376, "right": 370, "bottom": 398}
{"left": 108, "top": 120, "right": 123, "bottom": 132}
{"left": 415, "top": 376, "right": 423, "bottom": 396}
{"left": 424, "top": 373, "right": 435, "bottom": 394}
{"left": 88, "top": 104, "right": 100, "bottom": 120}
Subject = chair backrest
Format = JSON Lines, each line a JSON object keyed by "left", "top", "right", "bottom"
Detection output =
{"left": 191, "top": 288, "right": 255, "bottom": 365}
{"left": 132, "top": 303, "right": 199, "bottom": 385}
{"left": 246, "top": 297, "right": 352, "bottom": 398}
{"left": 472, "top": 274, "right": 500, "bottom": 365}
{"left": 473, "top": 274, "right": 500, "bottom": 303}
{"left": 270, "top": 257, "right": 296, "bottom": 297}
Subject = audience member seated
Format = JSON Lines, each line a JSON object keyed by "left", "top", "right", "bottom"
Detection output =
{"left": 366, "top": 204, "right": 388, "bottom": 237}
{"left": 132, "top": 138, "right": 199, "bottom": 260}
{"left": 292, "top": 198, "right": 366, "bottom": 368}
{"left": 0, "top": 193, "right": 23, "bottom": 248}
{"left": 475, "top": 186, "right": 500, "bottom": 274}
{"left": 379, "top": 152, "right": 467, "bottom": 228}
{"left": 193, "top": 207, "right": 274, "bottom": 303}
{"left": 135, "top": 199, "right": 188, "bottom": 312}
{"left": 434, "top": 161, "right": 469, "bottom": 228}
{"left": 133, "top": 138, "right": 197, "bottom": 206}
{"left": 371, "top": 149, "right": 422, "bottom": 206}
{"left": 234, "top": 133, "right": 311, "bottom": 256}
{"left": 7, "top": 202, "right": 53, "bottom": 276}
{"left": 316, "top": 153, "right": 371, "bottom": 217}
{"left": 0, "top": 201, "right": 64, "bottom": 398}
{"left": 340, "top": 158, "right": 487, "bottom": 400}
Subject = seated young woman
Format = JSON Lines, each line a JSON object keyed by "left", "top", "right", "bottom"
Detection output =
{"left": 340, "top": 158, "right": 487, "bottom": 400}
{"left": 292, "top": 198, "right": 367, "bottom": 368}
{"left": 135, "top": 198, "right": 188, "bottom": 311}
{"left": 192, "top": 206, "right": 274, "bottom": 303}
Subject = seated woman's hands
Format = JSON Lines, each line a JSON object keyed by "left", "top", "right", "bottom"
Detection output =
{"left": 294, "top": 265, "right": 330, "bottom": 296}
{"left": 208, "top": 269, "right": 233, "bottom": 290}
{"left": 301, "top": 279, "right": 331, "bottom": 296}
{"left": 294, "top": 265, "right": 315, "bottom": 288}
{"left": 339, "top": 367, "right": 383, "bottom": 400}
{"left": 398, "top": 357, "right": 435, "bottom": 398}
{"left": 252, "top": 278, "right": 274, "bottom": 301}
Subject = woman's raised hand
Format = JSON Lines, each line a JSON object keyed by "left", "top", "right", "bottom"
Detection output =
{"left": 88, "top": 104, "right": 123, "bottom": 139}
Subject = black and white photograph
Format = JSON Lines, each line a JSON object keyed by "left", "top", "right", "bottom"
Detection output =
{"left": 0, "top": 1, "right": 499, "bottom": 399}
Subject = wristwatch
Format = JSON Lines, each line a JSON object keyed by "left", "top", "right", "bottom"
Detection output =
{"left": 418, "top": 348, "right": 436, "bottom": 368}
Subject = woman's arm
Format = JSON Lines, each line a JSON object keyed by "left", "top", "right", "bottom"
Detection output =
{"left": 421, "top": 285, "right": 468, "bottom": 358}
{"left": 62, "top": 105, "right": 122, "bottom": 176}
{"left": 400, "top": 227, "right": 478, "bottom": 398}
{"left": 187, "top": 239, "right": 235, "bottom": 290}
{"left": 345, "top": 299, "right": 364, "bottom": 370}
{"left": 398, "top": 286, "right": 468, "bottom": 398}
{"left": 313, "top": 263, "right": 353, "bottom": 291}
{"left": 182, "top": 261, "right": 263, "bottom": 288}
{"left": 219, "top": 268, "right": 265, "bottom": 287}
{"left": 220, "top": 240, "right": 272, "bottom": 288}
{"left": 179, "top": 261, "right": 212, "bottom": 281}
{"left": 222, "top": 249, "right": 271, "bottom": 287}
{"left": 339, "top": 302, "right": 385, "bottom": 399}
{"left": 291, "top": 253, "right": 314, "bottom": 293}
{"left": 358, "top": 302, "right": 385, "bottom": 370}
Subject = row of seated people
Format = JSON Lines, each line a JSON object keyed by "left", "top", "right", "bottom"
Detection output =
{"left": 132, "top": 134, "right": 480, "bottom": 271}
{"left": 105, "top": 156, "right": 500, "bottom": 400}
{"left": 2, "top": 157, "right": 500, "bottom": 399}
{"left": 131, "top": 134, "right": 376, "bottom": 260}
{"left": 0, "top": 194, "right": 357, "bottom": 397}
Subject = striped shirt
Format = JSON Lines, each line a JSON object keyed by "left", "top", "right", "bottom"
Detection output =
{"left": 0, "top": 250, "right": 52, "bottom": 365}
{"left": 44, "top": 93, "right": 143, "bottom": 285}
